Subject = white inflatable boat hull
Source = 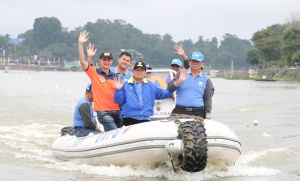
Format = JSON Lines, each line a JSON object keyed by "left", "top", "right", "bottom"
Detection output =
{"left": 52, "top": 120, "right": 241, "bottom": 167}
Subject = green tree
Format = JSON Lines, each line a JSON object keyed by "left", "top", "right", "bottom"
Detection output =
{"left": 251, "top": 24, "right": 285, "bottom": 63}
{"left": 247, "top": 48, "right": 260, "bottom": 65}
{"left": 32, "top": 17, "right": 63, "bottom": 50}
{"left": 282, "top": 28, "right": 300, "bottom": 65}
{"left": 215, "top": 34, "right": 253, "bottom": 68}
{"left": 292, "top": 49, "right": 300, "bottom": 63}
{"left": 0, "top": 34, "right": 10, "bottom": 49}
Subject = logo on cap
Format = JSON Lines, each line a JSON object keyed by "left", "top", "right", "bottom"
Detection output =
{"left": 137, "top": 62, "right": 143, "bottom": 67}
{"left": 100, "top": 52, "right": 113, "bottom": 59}
{"left": 134, "top": 61, "right": 146, "bottom": 70}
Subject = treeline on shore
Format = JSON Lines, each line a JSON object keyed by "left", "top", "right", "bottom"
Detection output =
{"left": 0, "top": 16, "right": 300, "bottom": 70}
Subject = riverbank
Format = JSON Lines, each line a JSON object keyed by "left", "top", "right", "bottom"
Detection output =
{"left": 2, "top": 64, "right": 300, "bottom": 82}
{"left": 223, "top": 67, "right": 300, "bottom": 82}
{"left": 0, "top": 64, "right": 81, "bottom": 72}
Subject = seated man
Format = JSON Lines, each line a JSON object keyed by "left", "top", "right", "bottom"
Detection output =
{"left": 114, "top": 61, "right": 172, "bottom": 126}
{"left": 73, "top": 83, "right": 102, "bottom": 137}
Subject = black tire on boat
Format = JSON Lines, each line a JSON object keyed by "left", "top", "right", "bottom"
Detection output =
{"left": 177, "top": 121, "right": 208, "bottom": 172}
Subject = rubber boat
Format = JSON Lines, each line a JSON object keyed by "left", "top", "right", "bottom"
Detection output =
{"left": 52, "top": 70, "right": 241, "bottom": 172}
{"left": 52, "top": 118, "right": 241, "bottom": 172}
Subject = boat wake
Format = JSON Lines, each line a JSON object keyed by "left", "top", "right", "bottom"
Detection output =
{"left": 0, "top": 123, "right": 283, "bottom": 180}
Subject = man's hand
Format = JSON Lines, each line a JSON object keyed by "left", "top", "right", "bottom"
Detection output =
{"left": 95, "top": 127, "right": 103, "bottom": 133}
{"left": 87, "top": 43, "right": 97, "bottom": 57}
{"left": 78, "top": 30, "right": 89, "bottom": 44}
{"left": 173, "top": 44, "right": 188, "bottom": 59}
{"left": 87, "top": 43, "right": 97, "bottom": 65}
{"left": 78, "top": 31, "right": 89, "bottom": 70}
{"left": 114, "top": 76, "right": 123, "bottom": 89}
{"left": 175, "top": 68, "right": 187, "bottom": 86}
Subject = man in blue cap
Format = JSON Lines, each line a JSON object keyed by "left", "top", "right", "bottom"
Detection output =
{"left": 168, "top": 49, "right": 214, "bottom": 119}
{"left": 73, "top": 83, "right": 102, "bottom": 137}
{"left": 170, "top": 58, "right": 183, "bottom": 72}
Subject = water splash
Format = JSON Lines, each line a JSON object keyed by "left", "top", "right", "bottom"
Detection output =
{"left": 0, "top": 123, "right": 283, "bottom": 180}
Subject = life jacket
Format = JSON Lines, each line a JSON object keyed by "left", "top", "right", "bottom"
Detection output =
{"left": 73, "top": 97, "right": 94, "bottom": 127}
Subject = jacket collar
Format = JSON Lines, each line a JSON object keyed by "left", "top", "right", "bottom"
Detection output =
{"left": 187, "top": 68, "right": 203, "bottom": 77}
{"left": 112, "top": 66, "right": 131, "bottom": 76}
{"left": 127, "top": 77, "right": 148, "bottom": 84}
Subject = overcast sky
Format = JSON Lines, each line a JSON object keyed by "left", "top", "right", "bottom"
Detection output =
{"left": 1, "top": 0, "right": 299, "bottom": 41}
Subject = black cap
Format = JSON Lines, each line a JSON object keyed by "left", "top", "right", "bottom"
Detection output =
{"left": 99, "top": 52, "right": 113, "bottom": 60}
{"left": 134, "top": 61, "right": 146, "bottom": 70}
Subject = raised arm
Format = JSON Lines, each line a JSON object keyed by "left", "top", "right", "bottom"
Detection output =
{"left": 167, "top": 68, "right": 187, "bottom": 92}
{"left": 173, "top": 44, "right": 189, "bottom": 69}
{"left": 87, "top": 43, "right": 97, "bottom": 66}
{"left": 78, "top": 31, "right": 89, "bottom": 70}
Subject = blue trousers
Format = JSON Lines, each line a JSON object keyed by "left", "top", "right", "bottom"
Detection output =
{"left": 97, "top": 111, "right": 122, "bottom": 132}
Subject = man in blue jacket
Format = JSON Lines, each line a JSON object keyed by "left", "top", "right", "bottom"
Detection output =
{"left": 73, "top": 83, "right": 102, "bottom": 137}
{"left": 114, "top": 61, "right": 172, "bottom": 126}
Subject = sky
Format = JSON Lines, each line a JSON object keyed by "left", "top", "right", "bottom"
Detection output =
{"left": 1, "top": 0, "right": 300, "bottom": 42}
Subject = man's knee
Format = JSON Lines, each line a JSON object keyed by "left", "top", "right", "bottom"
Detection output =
{"left": 101, "top": 115, "right": 118, "bottom": 131}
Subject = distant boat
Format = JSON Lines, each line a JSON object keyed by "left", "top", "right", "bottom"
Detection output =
{"left": 255, "top": 79, "right": 277, "bottom": 81}
{"left": 255, "top": 75, "right": 277, "bottom": 81}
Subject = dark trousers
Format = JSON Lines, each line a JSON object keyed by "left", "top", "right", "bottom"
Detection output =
{"left": 123, "top": 117, "right": 149, "bottom": 126}
{"left": 74, "top": 127, "right": 99, "bottom": 137}
{"left": 171, "top": 105, "right": 205, "bottom": 117}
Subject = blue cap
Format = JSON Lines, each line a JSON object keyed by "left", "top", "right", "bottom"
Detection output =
{"left": 171, "top": 59, "right": 183, "bottom": 67}
{"left": 86, "top": 83, "right": 92, "bottom": 92}
{"left": 189, "top": 51, "right": 204, "bottom": 62}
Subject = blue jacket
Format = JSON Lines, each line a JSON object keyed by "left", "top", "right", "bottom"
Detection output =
{"left": 114, "top": 77, "right": 172, "bottom": 120}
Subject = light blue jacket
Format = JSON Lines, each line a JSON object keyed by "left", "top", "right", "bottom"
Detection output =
{"left": 114, "top": 77, "right": 172, "bottom": 120}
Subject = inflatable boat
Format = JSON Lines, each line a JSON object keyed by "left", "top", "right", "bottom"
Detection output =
{"left": 52, "top": 117, "right": 241, "bottom": 172}
{"left": 52, "top": 70, "right": 241, "bottom": 172}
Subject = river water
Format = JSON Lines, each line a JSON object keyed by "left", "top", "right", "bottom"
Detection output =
{"left": 0, "top": 70, "right": 299, "bottom": 181}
